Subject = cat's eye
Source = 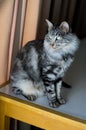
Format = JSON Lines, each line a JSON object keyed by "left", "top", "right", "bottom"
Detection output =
{"left": 58, "top": 33, "right": 61, "bottom": 37}
{"left": 55, "top": 33, "right": 62, "bottom": 41}
{"left": 56, "top": 36, "right": 60, "bottom": 41}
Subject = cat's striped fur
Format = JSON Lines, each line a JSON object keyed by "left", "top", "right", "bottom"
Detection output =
{"left": 10, "top": 20, "right": 79, "bottom": 107}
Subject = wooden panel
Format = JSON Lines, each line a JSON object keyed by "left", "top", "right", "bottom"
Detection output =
{"left": 0, "top": 100, "right": 10, "bottom": 130}
{"left": 22, "top": 0, "right": 41, "bottom": 46}
{"left": 0, "top": 0, "right": 14, "bottom": 84}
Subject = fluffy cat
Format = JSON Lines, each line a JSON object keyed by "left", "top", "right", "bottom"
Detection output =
{"left": 10, "top": 19, "right": 79, "bottom": 107}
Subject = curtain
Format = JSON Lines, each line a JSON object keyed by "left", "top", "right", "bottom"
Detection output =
{"left": 37, "top": 0, "right": 86, "bottom": 39}
{"left": 72, "top": 0, "right": 86, "bottom": 38}
{"left": 0, "top": 0, "right": 27, "bottom": 84}
{"left": 0, "top": 0, "right": 14, "bottom": 84}
{"left": 10, "top": 0, "right": 27, "bottom": 73}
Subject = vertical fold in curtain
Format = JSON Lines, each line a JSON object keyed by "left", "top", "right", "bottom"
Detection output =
{"left": 7, "top": 0, "right": 19, "bottom": 80}
{"left": 19, "top": 0, "right": 27, "bottom": 49}
{"left": 72, "top": 0, "right": 86, "bottom": 38}
{"left": 49, "top": 0, "right": 77, "bottom": 25}
{"left": 7, "top": 0, "right": 27, "bottom": 80}
{"left": 66, "top": 0, "right": 77, "bottom": 24}
{"left": 22, "top": 0, "right": 42, "bottom": 46}
{"left": 0, "top": 0, "right": 14, "bottom": 84}
{"left": 36, "top": 0, "right": 51, "bottom": 39}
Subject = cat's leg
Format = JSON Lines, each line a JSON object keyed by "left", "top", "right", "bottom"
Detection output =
{"left": 11, "top": 79, "right": 44, "bottom": 101}
{"left": 42, "top": 70, "right": 59, "bottom": 107}
{"left": 44, "top": 82, "right": 59, "bottom": 108}
{"left": 56, "top": 80, "right": 66, "bottom": 104}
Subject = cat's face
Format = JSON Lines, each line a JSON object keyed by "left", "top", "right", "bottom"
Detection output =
{"left": 45, "top": 19, "right": 72, "bottom": 50}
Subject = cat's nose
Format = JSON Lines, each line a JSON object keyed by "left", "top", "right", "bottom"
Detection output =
{"left": 52, "top": 43, "right": 55, "bottom": 47}
{"left": 50, "top": 43, "right": 56, "bottom": 49}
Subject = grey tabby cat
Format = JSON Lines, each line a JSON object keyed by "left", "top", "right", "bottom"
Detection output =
{"left": 10, "top": 19, "right": 79, "bottom": 108}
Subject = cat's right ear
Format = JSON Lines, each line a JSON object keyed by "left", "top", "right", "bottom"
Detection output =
{"left": 45, "top": 19, "right": 53, "bottom": 31}
{"left": 59, "top": 21, "right": 69, "bottom": 33}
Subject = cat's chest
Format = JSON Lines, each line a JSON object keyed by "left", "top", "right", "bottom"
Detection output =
{"left": 56, "top": 56, "right": 73, "bottom": 73}
{"left": 42, "top": 53, "right": 73, "bottom": 72}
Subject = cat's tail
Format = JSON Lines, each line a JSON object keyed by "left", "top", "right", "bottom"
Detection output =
{"left": 62, "top": 81, "right": 72, "bottom": 88}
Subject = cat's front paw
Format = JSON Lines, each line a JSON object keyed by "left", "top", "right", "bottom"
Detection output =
{"left": 49, "top": 101, "right": 60, "bottom": 108}
{"left": 57, "top": 97, "right": 66, "bottom": 105}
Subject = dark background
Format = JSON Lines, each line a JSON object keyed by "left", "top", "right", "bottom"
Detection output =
{"left": 37, "top": 0, "right": 86, "bottom": 40}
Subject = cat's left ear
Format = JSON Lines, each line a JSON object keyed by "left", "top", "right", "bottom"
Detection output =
{"left": 45, "top": 19, "right": 53, "bottom": 31}
{"left": 59, "top": 21, "right": 69, "bottom": 33}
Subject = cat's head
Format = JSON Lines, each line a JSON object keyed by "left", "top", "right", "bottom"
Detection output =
{"left": 44, "top": 19, "right": 79, "bottom": 52}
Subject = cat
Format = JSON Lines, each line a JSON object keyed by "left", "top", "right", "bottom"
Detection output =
{"left": 10, "top": 19, "right": 79, "bottom": 108}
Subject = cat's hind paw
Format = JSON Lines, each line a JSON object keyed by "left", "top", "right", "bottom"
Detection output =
{"left": 49, "top": 101, "right": 60, "bottom": 108}
{"left": 57, "top": 97, "right": 66, "bottom": 105}
{"left": 23, "top": 94, "right": 37, "bottom": 101}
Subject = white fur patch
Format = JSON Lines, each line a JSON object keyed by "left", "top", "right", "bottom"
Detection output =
{"left": 47, "top": 73, "right": 56, "bottom": 80}
{"left": 27, "top": 47, "right": 38, "bottom": 71}
{"left": 13, "top": 79, "right": 44, "bottom": 97}
{"left": 30, "top": 48, "right": 38, "bottom": 70}
{"left": 56, "top": 81, "right": 62, "bottom": 98}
